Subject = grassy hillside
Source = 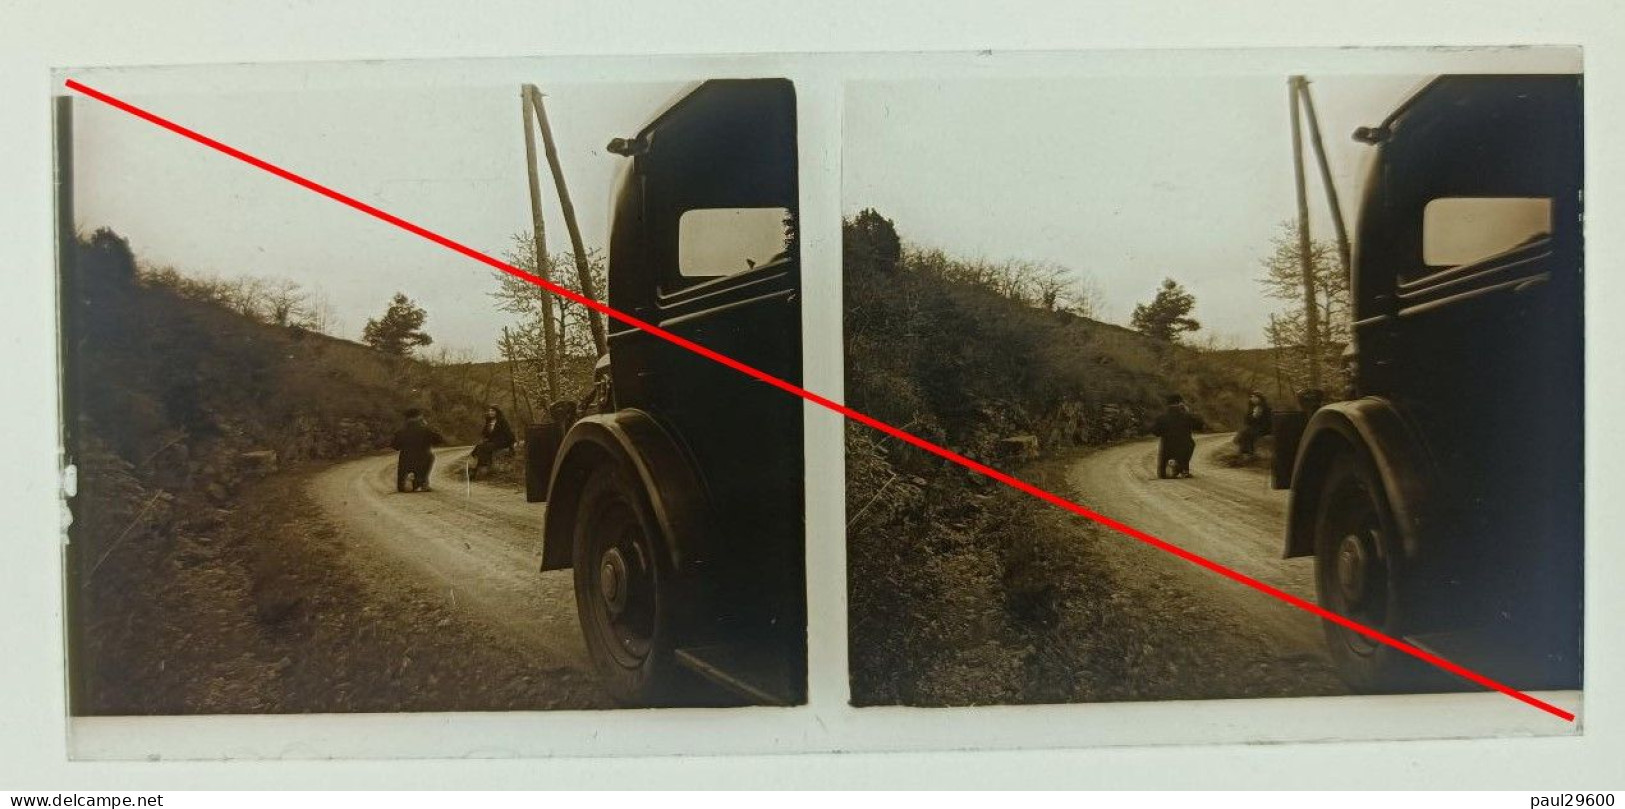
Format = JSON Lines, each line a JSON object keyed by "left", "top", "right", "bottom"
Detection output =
{"left": 67, "top": 236, "right": 492, "bottom": 476}
{"left": 845, "top": 239, "right": 1261, "bottom": 467}
{"left": 843, "top": 211, "right": 1266, "bottom": 705}
{"left": 62, "top": 228, "right": 494, "bottom": 713}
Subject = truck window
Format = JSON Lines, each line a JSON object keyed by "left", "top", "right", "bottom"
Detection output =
{"left": 1422, "top": 196, "right": 1552, "bottom": 269}
{"left": 677, "top": 206, "right": 793, "bottom": 279}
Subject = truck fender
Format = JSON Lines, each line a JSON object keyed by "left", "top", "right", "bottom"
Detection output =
{"left": 1282, "top": 397, "right": 1438, "bottom": 563}
{"left": 539, "top": 409, "right": 709, "bottom": 575}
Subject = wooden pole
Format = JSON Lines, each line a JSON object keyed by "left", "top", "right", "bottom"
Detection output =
{"left": 528, "top": 85, "right": 608, "bottom": 358}
{"left": 1288, "top": 76, "right": 1322, "bottom": 390}
{"left": 502, "top": 326, "right": 522, "bottom": 421}
{"left": 521, "top": 86, "right": 562, "bottom": 401}
{"left": 1296, "top": 79, "right": 1353, "bottom": 283}
{"left": 1269, "top": 314, "right": 1287, "bottom": 402}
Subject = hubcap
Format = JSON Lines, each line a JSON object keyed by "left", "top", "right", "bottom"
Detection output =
{"left": 599, "top": 547, "right": 629, "bottom": 617}
{"left": 583, "top": 494, "right": 656, "bottom": 665}
{"left": 1321, "top": 488, "right": 1387, "bottom": 659}
{"left": 1336, "top": 533, "right": 1370, "bottom": 607}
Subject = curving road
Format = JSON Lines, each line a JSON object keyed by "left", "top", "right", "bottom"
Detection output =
{"left": 1065, "top": 433, "right": 1329, "bottom": 656}
{"left": 307, "top": 446, "right": 608, "bottom": 707}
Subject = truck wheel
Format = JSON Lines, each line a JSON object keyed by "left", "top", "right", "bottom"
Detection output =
{"left": 571, "top": 460, "right": 677, "bottom": 704}
{"left": 1312, "top": 450, "right": 1426, "bottom": 692}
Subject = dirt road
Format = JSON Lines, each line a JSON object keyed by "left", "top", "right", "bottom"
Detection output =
{"left": 308, "top": 446, "right": 607, "bottom": 707}
{"left": 1065, "top": 433, "right": 1340, "bottom": 671}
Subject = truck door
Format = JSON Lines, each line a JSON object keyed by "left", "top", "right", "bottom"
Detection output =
{"left": 611, "top": 80, "right": 804, "bottom": 660}
{"left": 1372, "top": 76, "right": 1582, "bottom": 671}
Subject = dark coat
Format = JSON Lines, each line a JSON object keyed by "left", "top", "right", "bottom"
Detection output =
{"left": 1243, "top": 400, "right": 1273, "bottom": 435}
{"left": 482, "top": 415, "right": 516, "bottom": 451}
{"left": 391, "top": 417, "right": 445, "bottom": 464}
{"left": 1153, "top": 404, "right": 1201, "bottom": 449}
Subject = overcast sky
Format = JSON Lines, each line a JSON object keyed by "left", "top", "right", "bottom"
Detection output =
{"left": 72, "top": 81, "right": 690, "bottom": 360}
{"left": 73, "top": 73, "right": 1432, "bottom": 357}
{"left": 843, "top": 74, "right": 1429, "bottom": 345}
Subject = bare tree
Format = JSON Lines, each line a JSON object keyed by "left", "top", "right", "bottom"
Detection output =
{"left": 263, "top": 278, "right": 315, "bottom": 328}
{"left": 1064, "top": 273, "right": 1105, "bottom": 320}
{"left": 1258, "top": 220, "right": 1349, "bottom": 390}
{"left": 306, "top": 290, "right": 340, "bottom": 336}
{"left": 219, "top": 276, "right": 271, "bottom": 322}
{"left": 493, "top": 232, "right": 608, "bottom": 403}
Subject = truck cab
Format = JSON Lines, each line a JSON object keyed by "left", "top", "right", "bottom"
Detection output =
{"left": 1279, "top": 75, "right": 1583, "bottom": 691}
{"left": 526, "top": 79, "right": 804, "bottom": 706}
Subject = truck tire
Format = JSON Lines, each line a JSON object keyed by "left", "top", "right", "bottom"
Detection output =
{"left": 570, "top": 458, "right": 679, "bottom": 704}
{"left": 1312, "top": 450, "right": 1429, "bottom": 692}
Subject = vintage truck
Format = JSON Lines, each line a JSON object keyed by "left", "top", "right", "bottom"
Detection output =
{"left": 524, "top": 79, "right": 805, "bottom": 706}
{"left": 1274, "top": 75, "right": 1584, "bottom": 691}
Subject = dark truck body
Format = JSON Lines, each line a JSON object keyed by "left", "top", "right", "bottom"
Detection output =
{"left": 524, "top": 79, "right": 804, "bottom": 706}
{"left": 1275, "top": 75, "right": 1583, "bottom": 691}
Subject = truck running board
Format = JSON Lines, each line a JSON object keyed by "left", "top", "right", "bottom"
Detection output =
{"left": 674, "top": 645, "right": 797, "bottom": 707}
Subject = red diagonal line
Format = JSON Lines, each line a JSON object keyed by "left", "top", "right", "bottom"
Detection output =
{"left": 63, "top": 77, "right": 1575, "bottom": 723}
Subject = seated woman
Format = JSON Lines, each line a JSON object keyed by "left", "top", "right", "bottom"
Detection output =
{"left": 1234, "top": 390, "right": 1273, "bottom": 458}
{"left": 470, "top": 405, "right": 516, "bottom": 479}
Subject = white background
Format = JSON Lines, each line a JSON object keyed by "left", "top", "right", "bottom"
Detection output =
{"left": 1, "top": 0, "right": 1622, "bottom": 789}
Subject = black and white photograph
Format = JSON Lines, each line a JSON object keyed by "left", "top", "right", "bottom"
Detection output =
{"left": 843, "top": 65, "right": 1584, "bottom": 707}
{"left": 58, "top": 73, "right": 806, "bottom": 714}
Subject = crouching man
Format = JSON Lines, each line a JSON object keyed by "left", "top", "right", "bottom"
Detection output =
{"left": 1153, "top": 393, "right": 1202, "bottom": 479}
{"left": 391, "top": 407, "right": 445, "bottom": 492}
